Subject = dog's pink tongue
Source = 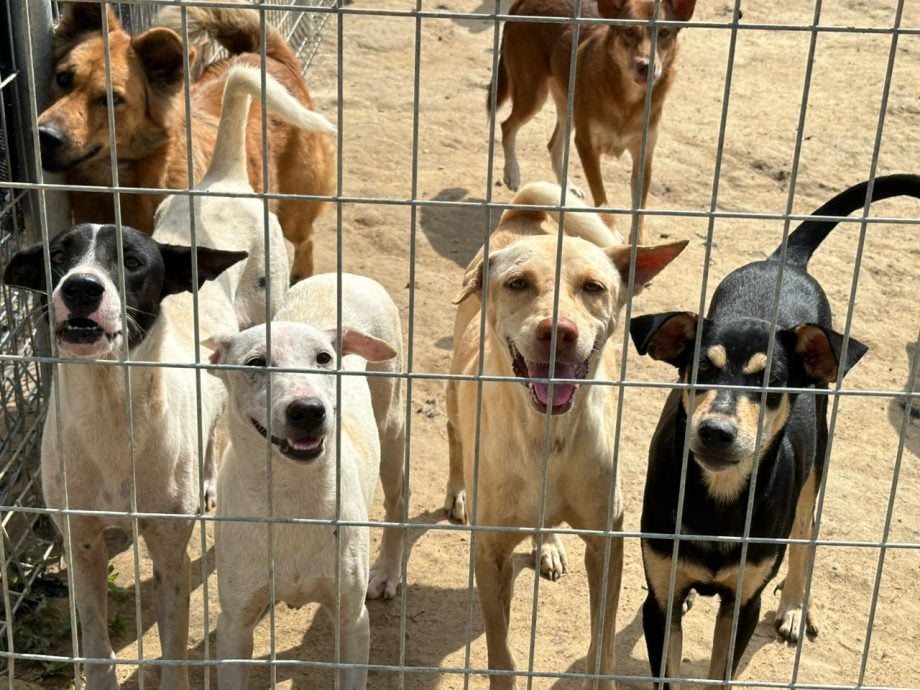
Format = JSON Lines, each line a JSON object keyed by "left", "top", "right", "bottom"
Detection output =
{"left": 528, "top": 362, "right": 577, "bottom": 407}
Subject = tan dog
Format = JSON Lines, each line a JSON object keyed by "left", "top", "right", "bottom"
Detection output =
{"left": 491, "top": 0, "right": 696, "bottom": 243}
{"left": 37, "top": 2, "right": 334, "bottom": 281}
{"left": 444, "top": 182, "right": 686, "bottom": 688}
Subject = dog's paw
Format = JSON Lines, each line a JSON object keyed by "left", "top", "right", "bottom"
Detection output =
{"left": 367, "top": 560, "right": 402, "bottom": 600}
{"left": 774, "top": 581, "right": 818, "bottom": 642}
{"left": 534, "top": 535, "right": 567, "bottom": 582}
{"left": 444, "top": 487, "right": 468, "bottom": 524}
{"left": 775, "top": 604, "right": 818, "bottom": 643}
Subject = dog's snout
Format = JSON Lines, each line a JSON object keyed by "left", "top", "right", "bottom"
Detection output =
{"left": 62, "top": 274, "right": 105, "bottom": 312}
{"left": 536, "top": 317, "right": 578, "bottom": 344}
{"left": 286, "top": 398, "right": 326, "bottom": 429}
{"left": 697, "top": 418, "right": 737, "bottom": 449}
{"left": 39, "top": 124, "right": 68, "bottom": 165}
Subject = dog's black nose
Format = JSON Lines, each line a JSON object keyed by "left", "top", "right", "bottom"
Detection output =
{"left": 38, "top": 124, "right": 68, "bottom": 165}
{"left": 61, "top": 273, "right": 105, "bottom": 313}
{"left": 698, "top": 418, "right": 737, "bottom": 448}
{"left": 286, "top": 398, "right": 326, "bottom": 429}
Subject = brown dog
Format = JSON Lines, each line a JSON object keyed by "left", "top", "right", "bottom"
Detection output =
{"left": 490, "top": 0, "right": 696, "bottom": 243}
{"left": 37, "top": 3, "right": 334, "bottom": 282}
{"left": 444, "top": 182, "right": 687, "bottom": 688}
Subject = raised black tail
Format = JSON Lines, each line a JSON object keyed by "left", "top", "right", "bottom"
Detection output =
{"left": 770, "top": 174, "right": 920, "bottom": 267}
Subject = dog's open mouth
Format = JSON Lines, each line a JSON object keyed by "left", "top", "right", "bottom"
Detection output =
{"left": 251, "top": 418, "right": 325, "bottom": 463}
{"left": 509, "top": 342, "right": 589, "bottom": 415}
{"left": 57, "top": 318, "right": 118, "bottom": 346}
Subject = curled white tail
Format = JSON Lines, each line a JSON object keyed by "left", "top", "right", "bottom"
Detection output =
{"left": 510, "top": 181, "right": 624, "bottom": 246}
{"left": 203, "top": 65, "right": 336, "bottom": 186}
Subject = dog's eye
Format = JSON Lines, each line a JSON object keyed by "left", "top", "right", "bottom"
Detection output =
{"left": 696, "top": 360, "right": 712, "bottom": 374}
{"left": 124, "top": 256, "right": 141, "bottom": 270}
{"left": 55, "top": 71, "right": 73, "bottom": 90}
{"left": 658, "top": 28, "right": 672, "bottom": 40}
{"left": 623, "top": 27, "right": 638, "bottom": 39}
{"left": 97, "top": 93, "right": 125, "bottom": 108}
{"left": 50, "top": 250, "right": 66, "bottom": 266}
{"left": 245, "top": 356, "right": 267, "bottom": 368}
{"left": 583, "top": 280, "right": 606, "bottom": 293}
{"left": 316, "top": 352, "right": 333, "bottom": 365}
{"left": 505, "top": 277, "right": 528, "bottom": 290}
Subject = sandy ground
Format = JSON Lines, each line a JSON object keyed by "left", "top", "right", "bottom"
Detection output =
{"left": 16, "top": 0, "right": 920, "bottom": 688}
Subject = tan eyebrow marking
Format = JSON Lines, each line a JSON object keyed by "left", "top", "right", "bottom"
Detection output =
{"left": 706, "top": 345, "right": 727, "bottom": 369}
{"left": 743, "top": 352, "right": 768, "bottom": 375}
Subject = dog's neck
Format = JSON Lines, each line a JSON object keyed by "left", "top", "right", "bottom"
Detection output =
{"left": 54, "top": 315, "right": 169, "bottom": 425}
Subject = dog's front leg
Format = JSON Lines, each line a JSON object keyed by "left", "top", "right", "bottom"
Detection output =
{"left": 443, "top": 416, "right": 468, "bottom": 523}
{"left": 574, "top": 134, "right": 608, "bottom": 213}
{"left": 476, "top": 532, "right": 521, "bottom": 689}
{"left": 581, "top": 529, "right": 624, "bottom": 690}
{"left": 216, "top": 591, "right": 265, "bottom": 690}
{"left": 706, "top": 594, "right": 761, "bottom": 690}
{"left": 642, "top": 591, "right": 683, "bottom": 690}
{"left": 68, "top": 525, "right": 118, "bottom": 689}
{"left": 627, "top": 139, "right": 656, "bottom": 246}
{"left": 143, "top": 519, "right": 194, "bottom": 690}
{"left": 335, "top": 598, "right": 370, "bottom": 690}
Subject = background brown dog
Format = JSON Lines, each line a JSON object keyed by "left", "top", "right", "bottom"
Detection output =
{"left": 491, "top": 0, "right": 696, "bottom": 243}
{"left": 37, "top": 3, "right": 334, "bottom": 282}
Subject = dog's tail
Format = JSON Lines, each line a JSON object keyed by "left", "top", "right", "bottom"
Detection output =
{"left": 202, "top": 65, "right": 335, "bottom": 186}
{"left": 158, "top": 3, "right": 302, "bottom": 77}
{"left": 771, "top": 174, "right": 920, "bottom": 267}
{"left": 507, "top": 182, "right": 624, "bottom": 246}
{"left": 486, "top": 49, "right": 511, "bottom": 117}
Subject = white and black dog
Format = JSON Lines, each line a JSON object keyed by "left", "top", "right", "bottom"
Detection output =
{"left": 4, "top": 224, "right": 245, "bottom": 690}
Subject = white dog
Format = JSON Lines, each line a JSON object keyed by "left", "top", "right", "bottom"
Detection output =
{"left": 0, "top": 66, "right": 334, "bottom": 690}
{"left": 206, "top": 273, "right": 405, "bottom": 689}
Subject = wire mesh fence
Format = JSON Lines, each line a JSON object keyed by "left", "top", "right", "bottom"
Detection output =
{"left": 0, "top": 0, "right": 918, "bottom": 688}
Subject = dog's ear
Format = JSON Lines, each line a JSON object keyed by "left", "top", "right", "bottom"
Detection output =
{"left": 454, "top": 255, "right": 484, "bottom": 305}
{"left": 3, "top": 243, "right": 48, "bottom": 292}
{"left": 596, "top": 0, "right": 629, "bottom": 18}
{"left": 666, "top": 0, "right": 697, "bottom": 22}
{"left": 790, "top": 323, "right": 868, "bottom": 383}
{"left": 332, "top": 328, "right": 398, "bottom": 363}
{"left": 607, "top": 240, "right": 688, "bottom": 296}
{"left": 158, "top": 244, "right": 248, "bottom": 297}
{"left": 202, "top": 335, "right": 235, "bottom": 366}
{"left": 54, "top": 3, "right": 120, "bottom": 50}
{"left": 630, "top": 311, "right": 699, "bottom": 366}
{"left": 132, "top": 28, "right": 187, "bottom": 96}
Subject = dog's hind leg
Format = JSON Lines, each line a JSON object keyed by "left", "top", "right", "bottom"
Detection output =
{"left": 775, "top": 464, "right": 820, "bottom": 642}
{"left": 582, "top": 526, "right": 624, "bottom": 690}
{"left": 68, "top": 524, "right": 119, "bottom": 690}
{"left": 476, "top": 530, "right": 525, "bottom": 689}
{"left": 143, "top": 519, "right": 194, "bottom": 690}
{"left": 500, "top": 78, "right": 549, "bottom": 192}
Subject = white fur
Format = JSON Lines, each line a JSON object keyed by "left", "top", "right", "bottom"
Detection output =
{"left": 211, "top": 273, "right": 405, "bottom": 689}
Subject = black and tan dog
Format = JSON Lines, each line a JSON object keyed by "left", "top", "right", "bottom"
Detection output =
{"left": 629, "top": 174, "right": 920, "bottom": 689}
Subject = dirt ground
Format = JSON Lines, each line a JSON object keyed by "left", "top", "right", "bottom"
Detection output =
{"left": 17, "top": 0, "right": 920, "bottom": 688}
